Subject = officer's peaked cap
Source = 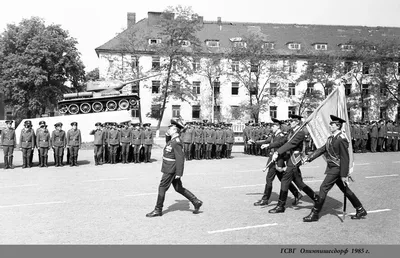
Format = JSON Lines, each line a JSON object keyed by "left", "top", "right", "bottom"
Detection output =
{"left": 330, "top": 115, "right": 346, "bottom": 124}
{"left": 169, "top": 119, "right": 185, "bottom": 129}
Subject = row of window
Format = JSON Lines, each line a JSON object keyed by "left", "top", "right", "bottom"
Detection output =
{"left": 149, "top": 104, "right": 298, "bottom": 120}
{"left": 148, "top": 37, "right": 356, "bottom": 52}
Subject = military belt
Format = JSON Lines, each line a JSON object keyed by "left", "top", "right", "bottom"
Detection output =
{"left": 163, "top": 157, "right": 175, "bottom": 161}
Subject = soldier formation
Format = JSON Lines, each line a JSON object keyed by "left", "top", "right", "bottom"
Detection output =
{"left": 351, "top": 120, "right": 400, "bottom": 153}
{"left": 179, "top": 120, "right": 235, "bottom": 160}
{"left": 89, "top": 121, "right": 153, "bottom": 165}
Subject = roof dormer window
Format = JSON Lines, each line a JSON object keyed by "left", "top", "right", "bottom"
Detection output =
{"left": 262, "top": 42, "right": 275, "bottom": 49}
{"left": 288, "top": 42, "right": 301, "bottom": 50}
{"left": 340, "top": 44, "right": 354, "bottom": 51}
{"left": 230, "top": 37, "right": 246, "bottom": 48}
{"left": 179, "top": 40, "right": 191, "bottom": 47}
{"left": 206, "top": 40, "right": 220, "bottom": 47}
{"left": 314, "top": 43, "right": 327, "bottom": 51}
{"left": 149, "top": 38, "right": 162, "bottom": 45}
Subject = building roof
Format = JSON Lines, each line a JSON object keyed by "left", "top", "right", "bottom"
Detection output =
{"left": 95, "top": 13, "right": 400, "bottom": 57}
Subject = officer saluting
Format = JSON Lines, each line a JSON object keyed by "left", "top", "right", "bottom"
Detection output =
{"left": 146, "top": 119, "right": 203, "bottom": 217}
{"left": 19, "top": 120, "right": 35, "bottom": 168}
{"left": 1, "top": 120, "right": 16, "bottom": 169}
{"left": 90, "top": 122, "right": 106, "bottom": 166}
{"left": 303, "top": 115, "right": 367, "bottom": 222}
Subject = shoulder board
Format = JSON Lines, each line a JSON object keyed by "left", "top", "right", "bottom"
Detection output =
{"left": 339, "top": 132, "right": 349, "bottom": 142}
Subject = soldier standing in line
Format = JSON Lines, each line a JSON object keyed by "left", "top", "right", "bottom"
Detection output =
{"left": 201, "top": 121, "right": 207, "bottom": 159}
{"left": 182, "top": 122, "right": 194, "bottom": 161}
{"left": 120, "top": 122, "right": 132, "bottom": 164}
{"left": 369, "top": 121, "right": 378, "bottom": 152}
{"left": 1, "top": 120, "right": 16, "bottom": 169}
{"left": 205, "top": 122, "right": 215, "bottom": 160}
{"left": 360, "top": 122, "right": 369, "bottom": 153}
{"left": 90, "top": 122, "right": 106, "bottom": 166}
{"left": 386, "top": 120, "right": 394, "bottom": 152}
{"left": 127, "top": 122, "right": 135, "bottom": 162}
{"left": 34, "top": 121, "right": 46, "bottom": 166}
{"left": 225, "top": 123, "right": 235, "bottom": 159}
{"left": 67, "top": 122, "right": 82, "bottom": 167}
{"left": 270, "top": 114, "right": 319, "bottom": 214}
{"left": 377, "top": 120, "right": 386, "bottom": 152}
{"left": 394, "top": 122, "right": 400, "bottom": 151}
{"left": 107, "top": 122, "right": 120, "bottom": 164}
{"left": 36, "top": 123, "right": 50, "bottom": 167}
{"left": 143, "top": 123, "right": 153, "bottom": 163}
{"left": 193, "top": 122, "right": 203, "bottom": 160}
{"left": 353, "top": 122, "right": 361, "bottom": 153}
{"left": 19, "top": 120, "right": 35, "bottom": 169}
{"left": 131, "top": 123, "right": 144, "bottom": 163}
{"left": 146, "top": 119, "right": 203, "bottom": 218}
{"left": 243, "top": 122, "right": 249, "bottom": 154}
{"left": 254, "top": 118, "right": 302, "bottom": 207}
{"left": 103, "top": 122, "right": 111, "bottom": 163}
{"left": 214, "top": 124, "right": 225, "bottom": 159}
{"left": 303, "top": 115, "right": 367, "bottom": 222}
{"left": 51, "top": 123, "right": 67, "bottom": 167}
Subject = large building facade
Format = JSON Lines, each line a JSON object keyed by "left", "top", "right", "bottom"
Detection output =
{"left": 95, "top": 11, "right": 400, "bottom": 126}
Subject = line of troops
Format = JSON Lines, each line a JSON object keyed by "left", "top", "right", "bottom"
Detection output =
{"left": 350, "top": 120, "right": 400, "bottom": 153}
{"left": 1, "top": 120, "right": 82, "bottom": 169}
{"left": 89, "top": 121, "right": 154, "bottom": 165}
{"left": 243, "top": 121, "right": 314, "bottom": 156}
{"left": 179, "top": 120, "right": 235, "bottom": 160}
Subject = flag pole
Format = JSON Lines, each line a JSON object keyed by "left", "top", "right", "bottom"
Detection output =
{"left": 343, "top": 184, "right": 347, "bottom": 221}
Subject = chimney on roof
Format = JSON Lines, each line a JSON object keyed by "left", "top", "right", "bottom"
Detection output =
{"left": 217, "top": 17, "right": 222, "bottom": 31}
{"left": 127, "top": 12, "right": 136, "bottom": 28}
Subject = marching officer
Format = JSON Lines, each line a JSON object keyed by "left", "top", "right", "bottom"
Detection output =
{"left": 90, "top": 122, "right": 106, "bottom": 166}
{"left": 19, "top": 120, "right": 35, "bottom": 168}
{"left": 146, "top": 119, "right": 203, "bottom": 217}
{"left": 225, "top": 123, "right": 235, "bottom": 159}
{"left": 51, "top": 122, "right": 67, "bottom": 167}
{"left": 1, "top": 120, "right": 16, "bottom": 169}
{"left": 270, "top": 114, "right": 319, "bottom": 214}
{"left": 143, "top": 123, "right": 153, "bottom": 163}
{"left": 36, "top": 122, "right": 51, "bottom": 167}
{"left": 67, "top": 122, "right": 82, "bottom": 166}
{"left": 107, "top": 122, "right": 120, "bottom": 164}
{"left": 303, "top": 115, "right": 367, "bottom": 222}
{"left": 120, "top": 122, "right": 132, "bottom": 164}
{"left": 131, "top": 123, "right": 144, "bottom": 163}
{"left": 182, "top": 122, "right": 194, "bottom": 161}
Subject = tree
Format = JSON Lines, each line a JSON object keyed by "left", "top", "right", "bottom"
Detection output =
{"left": 0, "top": 17, "right": 85, "bottom": 119}
{"left": 227, "top": 33, "right": 287, "bottom": 122}
{"left": 295, "top": 87, "right": 325, "bottom": 116}
{"left": 147, "top": 6, "right": 203, "bottom": 130}
{"left": 85, "top": 68, "right": 99, "bottom": 81}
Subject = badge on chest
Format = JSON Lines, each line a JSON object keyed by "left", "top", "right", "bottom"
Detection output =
{"left": 165, "top": 144, "right": 172, "bottom": 152}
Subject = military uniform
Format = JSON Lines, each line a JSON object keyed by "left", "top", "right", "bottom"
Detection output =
{"left": 146, "top": 119, "right": 203, "bottom": 218}
{"left": 107, "top": 124, "right": 120, "bottom": 164}
{"left": 360, "top": 123, "right": 369, "bottom": 153}
{"left": 120, "top": 124, "right": 132, "bottom": 164}
{"left": 224, "top": 124, "right": 235, "bottom": 159}
{"left": 215, "top": 126, "right": 226, "bottom": 159}
{"left": 182, "top": 123, "right": 194, "bottom": 161}
{"left": 303, "top": 115, "right": 367, "bottom": 222}
{"left": 35, "top": 122, "right": 46, "bottom": 166}
{"left": 131, "top": 124, "right": 144, "bottom": 163}
{"left": 143, "top": 124, "right": 153, "bottom": 163}
{"left": 369, "top": 122, "right": 378, "bottom": 152}
{"left": 51, "top": 123, "right": 67, "bottom": 167}
{"left": 386, "top": 121, "right": 395, "bottom": 152}
{"left": 254, "top": 119, "right": 302, "bottom": 207}
{"left": 269, "top": 114, "right": 319, "bottom": 214}
{"left": 90, "top": 122, "right": 106, "bottom": 166}
{"left": 67, "top": 122, "right": 82, "bottom": 166}
{"left": 19, "top": 121, "right": 35, "bottom": 168}
{"left": 377, "top": 121, "right": 387, "bottom": 152}
{"left": 1, "top": 121, "right": 16, "bottom": 169}
{"left": 204, "top": 125, "right": 216, "bottom": 159}
{"left": 193, "top": 123, "right": 204, "bottom": 160}
{"left": 36, "top": 125, "right": 51, "bottom": 167}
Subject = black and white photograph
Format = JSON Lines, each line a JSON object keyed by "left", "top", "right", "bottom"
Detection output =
{"left": 0, "top": 0, "right": 399, "bottom": 257}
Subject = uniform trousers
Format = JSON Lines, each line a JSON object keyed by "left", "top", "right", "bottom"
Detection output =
{"left": 144, "top": 144, "right": 152, "bottom": 156}
{"left": 109, "top": 145, "right": 119, "bottom": 156}
{"left": 194, "top": 143, "right": 202, "bottom": 151}
{"left": 21, "top": 148, "right": 32, "bottom": 160}
{"left": 315, "top": 169, "right": 362, "bottom": 211}
{"left": 94, "top": 145, "right": 103, "bottom": 159}
{"left": 370, "top": 137, "right": 377, "bottom": 152}
{"left": 69, "top": 146, "right": 79, "bottom": 157}
{"left": 39, "top": 147, "right": 48, "bottom": 157}
{"left": 133, "top": 144, "right": 141, "bottom": 154}
{"left": 183, "top": 143, "right": 191, "bottom": 157}
{"left": 216, "top": 144, "right": 223, "bottom": 152}
{"left": 226, "top": 143, "right": 233, "bottom": 151}
{"left": 54, "top": 146, "right": 64, "bottom": 157}
{"left": 155, "top": 172, "right": 191, "bottom": 210}
{"left": 262, "top": 166, "right": 300, "bottom": 200}
{"left": 377, "top": 137, "right": 385, "bottom": 151}
{"left": 3, "top": 146, "right": 14, "bottom": 157}
{"left": 121, "top": 143, "right": 130, "bottom": 159}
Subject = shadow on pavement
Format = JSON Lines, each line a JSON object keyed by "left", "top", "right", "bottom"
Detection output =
{"left": 163, "top": 200, "right": 192, "bottom": 215}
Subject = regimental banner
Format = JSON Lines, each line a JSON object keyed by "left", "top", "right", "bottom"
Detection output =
{"left": 304, "top": 86, "right": 354, "bottom": 174}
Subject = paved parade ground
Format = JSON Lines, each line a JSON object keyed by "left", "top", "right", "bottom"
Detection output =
{"left": 0, "top": 148, "right": 399, "bottom": 245}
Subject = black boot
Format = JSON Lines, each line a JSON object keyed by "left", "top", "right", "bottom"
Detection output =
{"left": 22, "top": 156, "right": 27, "bottom": 169}
{"left": 55, "top": 156, "right": 59, "bottom": 167}
{"left": 9, "top": 156, "right": 14, "bottom": 169}
{"left": 269, "top": 190, "right": 287, "bottom": 214}
{"left": 303, "top": 207, "right": 320, "bottom": 222}
{"left": 59, "top": 156, "right": 64, "bottom": 167}
{"left": 4, "top": 156, "right": 8, "bottom": 169}
{"left": 254, "top": 185, "right": 272, "bottom": 206}
{"left": 146, "top": 208, "right": 162, "bottom": 217}
{"left": 44, "top": 156, "right": 48, "bottom": 167}
{"left": 351, "top": 206, "right": 367, "bottom": 220}
{"left": 182, "top": 189, "right": 203, "bottom": 214}
{"left": 74, "top": 156, "right": 78, "bottom": 166}
{"left": 94, "top": 156, "right": 98, "bottom": 166}
{"left": 303, "top": 185, "right": 319, "bottom": 204}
